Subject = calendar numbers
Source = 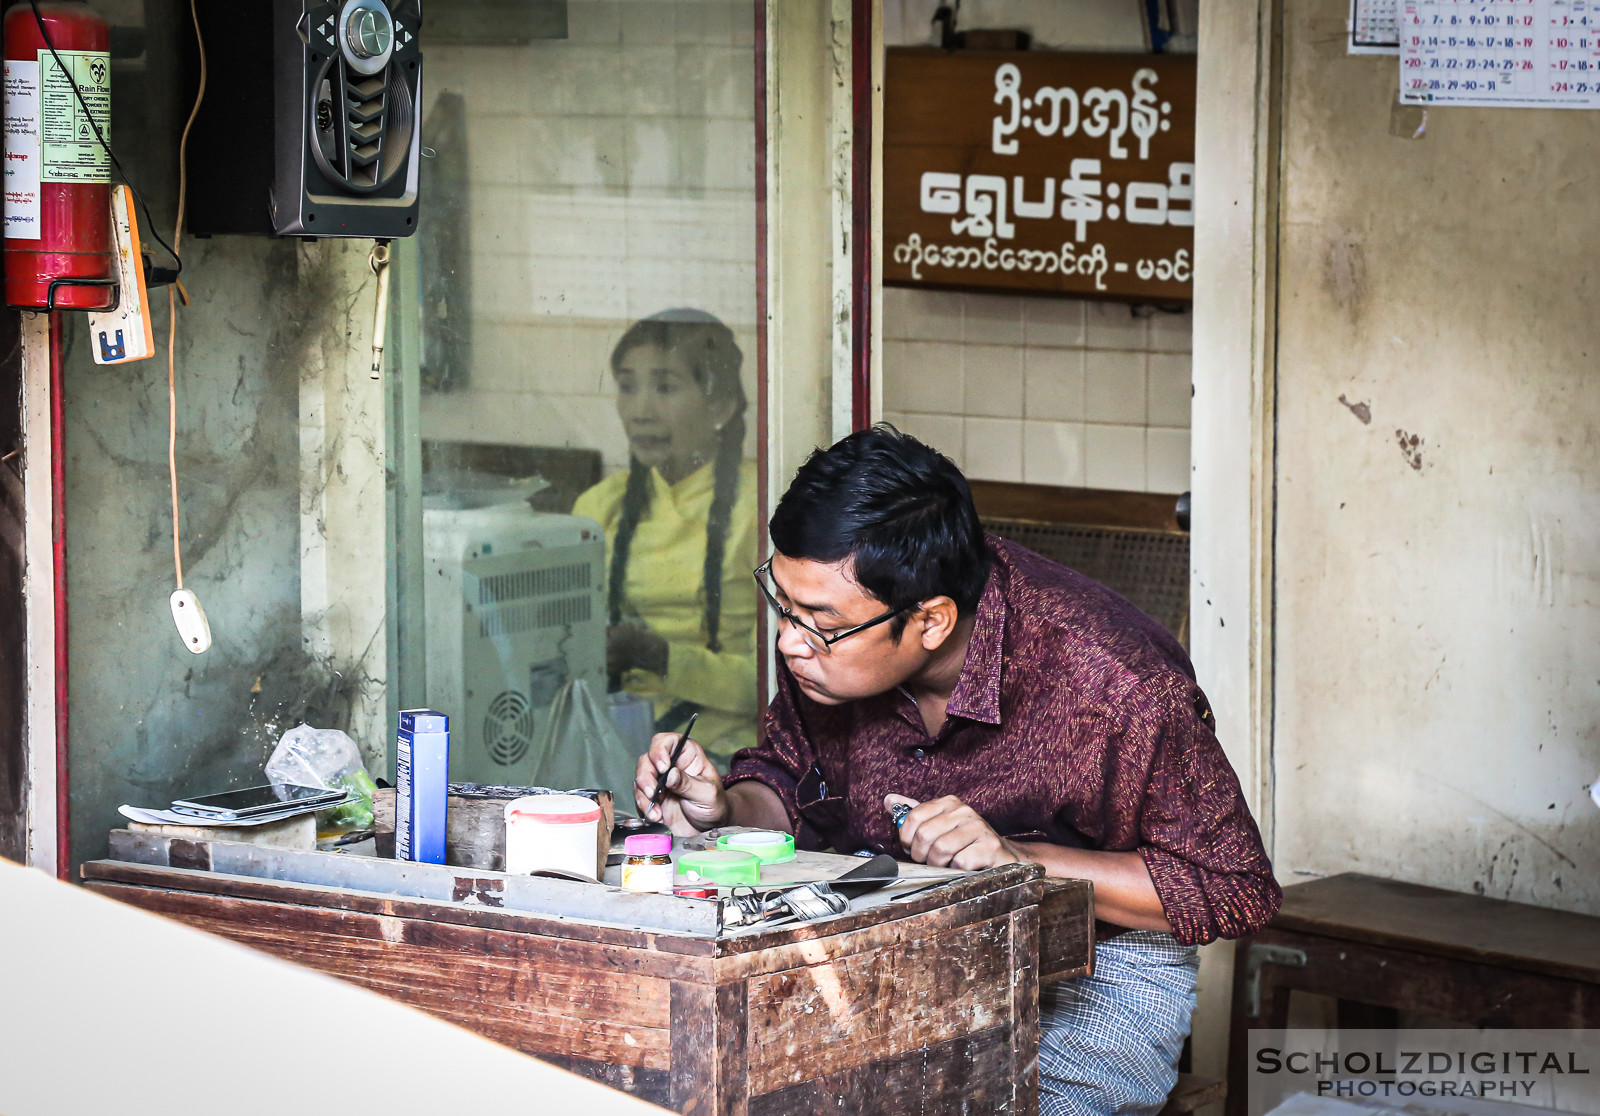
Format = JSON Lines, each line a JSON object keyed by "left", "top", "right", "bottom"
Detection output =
{"left": 1400, "top": 0, "right": 1600, "bottom": 105}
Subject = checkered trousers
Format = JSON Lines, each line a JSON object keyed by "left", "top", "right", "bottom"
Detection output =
{"left": 1038, "top": 930, "right": 1201, "bottom": 1116}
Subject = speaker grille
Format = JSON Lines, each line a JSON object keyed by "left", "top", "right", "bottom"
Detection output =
{"left": 310, "top": 56, "right": 414, "bottom": 194}
{"left": 345, "top": 72, "right": 387, "bottom": 187}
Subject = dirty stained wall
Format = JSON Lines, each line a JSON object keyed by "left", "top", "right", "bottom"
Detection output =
{"left": 63, "top": 240, "right": 385, "bottom": 870}
{"left": 1272, "top": 0, "right": 1600, "bottom": 912}
{"left": 62, "top": 1, "right": 385, "bottom": 869}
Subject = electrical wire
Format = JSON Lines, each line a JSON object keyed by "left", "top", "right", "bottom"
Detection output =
{"left": 166, "top": 0, "right": 205, "bottom": 591}
{"left": 26, "top": 0, "right": 182, "bottom": 275}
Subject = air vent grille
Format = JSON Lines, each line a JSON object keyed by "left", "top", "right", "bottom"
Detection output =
{"left": 479, "top": 595, "right": 593, "bottom": 639}
{"left": 478, "top": 563, "right": 592, "bottom": 605}
{"left": 483, "top": 691, "right": 535, "bottom": 766}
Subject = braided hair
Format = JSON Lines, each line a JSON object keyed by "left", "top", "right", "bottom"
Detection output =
{"left": 607, "top": 310, "right": 747, "bottom": 674}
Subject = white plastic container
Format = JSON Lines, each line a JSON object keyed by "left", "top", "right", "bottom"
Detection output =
{"left": 504, "top": 794, "right": 601, "bottom": 880}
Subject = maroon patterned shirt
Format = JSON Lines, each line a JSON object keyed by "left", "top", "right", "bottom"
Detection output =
{"left": 727, "top": 537, "right": 1281, "bottom": 946}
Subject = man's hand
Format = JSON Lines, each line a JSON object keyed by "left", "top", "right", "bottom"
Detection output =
{"left": 885, "top": 798, "right": 1174, "bottom": 932}
{"left": 608, "top": 625, "right": 669, "bottom": 678}
{"left": 634, "top": 733, "right": 727, "bottom": 835}
{"left": 888, "top": 793, "right": 1024, "bottom": 871}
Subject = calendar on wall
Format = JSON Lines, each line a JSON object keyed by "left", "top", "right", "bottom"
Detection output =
{"left": 1351, "top": 0, "right": 1401, "bottom": 54}
{"left": 1400, "top": 0, "right": 1600, "bottom": 107}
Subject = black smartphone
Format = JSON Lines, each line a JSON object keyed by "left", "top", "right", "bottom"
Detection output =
{"left": 170, "top": 783, "right": 346, "bottom": 820}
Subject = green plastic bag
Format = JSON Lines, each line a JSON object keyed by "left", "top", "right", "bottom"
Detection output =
{"left": 266, "top": 724, "right": 378, "bottom": 832}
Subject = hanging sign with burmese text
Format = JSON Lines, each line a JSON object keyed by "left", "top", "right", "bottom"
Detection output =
{"left": 884, "top": 49, "right": 1196, "bottom": 302}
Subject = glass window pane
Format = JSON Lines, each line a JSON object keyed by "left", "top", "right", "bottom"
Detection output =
{"left": 392, "top": 1, "right": 761, "bottom": 811}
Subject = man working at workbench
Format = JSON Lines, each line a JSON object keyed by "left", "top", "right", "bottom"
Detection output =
{"left": 635, "top": 425, "right": 1281, "bottom": 1116}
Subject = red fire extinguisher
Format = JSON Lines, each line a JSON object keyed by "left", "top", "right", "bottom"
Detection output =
{"left": 3, "top": 0, "right": 113, "bottom": 311}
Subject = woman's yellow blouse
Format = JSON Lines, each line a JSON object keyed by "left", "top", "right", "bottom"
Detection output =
{"left": 571, "top": 459, "right": 759, "bottom": 758}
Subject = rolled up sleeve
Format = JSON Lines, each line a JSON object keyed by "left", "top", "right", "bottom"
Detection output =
{"left": 1133, "top": 678, "right": 1282, "bottom": 946}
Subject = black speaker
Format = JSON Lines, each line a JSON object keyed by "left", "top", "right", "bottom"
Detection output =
{"left": 187, "top": 0, "right": 422, "bottom": 239}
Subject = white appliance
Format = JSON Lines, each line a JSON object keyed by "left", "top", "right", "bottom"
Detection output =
{"left": 422, "top": 502, "right": 607, "bottom": 786}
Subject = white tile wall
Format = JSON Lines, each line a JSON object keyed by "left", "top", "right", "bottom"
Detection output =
{"left": 1023, "top": 298, "right": 1086, "bottom": 349}
{"left": 883, "top": 410, "right": 966, "bottom": 470}
{"left": 963, "top": 293, "right": 1025, "bottom": 345}
{"left": 883, "top": 289, "right": 1192, "bottom": 494}
{"left": 420, "top": 3, "right": 759, "bottom": 473}
{"left": 1146, "top": 427, "right": 1193, "bottom": 494}
{"left": 1146, "top": 352, "right": 1194, "bottom": 429}
{"left": 898, "top": 340, "right": 964, "bottom": 414}
{"left": 888, "top": 285, "right": 964, "bottom": 342}
{"left": 1085, "top": 300, "right": 1150, "bottom": 350}
{"left": 1023, "top": 420, "right": 1086, "bottom": 487}
{"left": 962, "top": 345, "right": 1024, "bottom": 418}
{"left": 1148, "top": 308, "right": 1193, "bottom": 353}
{"left": 1023, "top": 348, "right": 1084, "bottom": 422}
{"left": 1083, "top": 349, "right": 1147, "bottom": 425}
{"left": 964, "top": 418, "right": 1024, "bottom": 483}
{"left": 1084, "top": 424, "right": 1147, "bottom": 491}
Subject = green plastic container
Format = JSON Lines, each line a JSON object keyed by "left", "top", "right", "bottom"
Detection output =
{"left": 678, "top": 849, "right": 761, "bottom": 885}
{"left": 715, "top": 830, "right": 796, "bottom": 865}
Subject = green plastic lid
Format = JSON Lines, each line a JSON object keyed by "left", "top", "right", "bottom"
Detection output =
{"left": 716, "top": 830, "right": 796, "bottom": 865}
{"left": 678, "top": 849, "right": 761, "bottom": 885}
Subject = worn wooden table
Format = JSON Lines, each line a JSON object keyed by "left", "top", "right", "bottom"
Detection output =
{"left": 85, "top": 830, "right": 1092, "bottom": 1115}
{"left": 1225, "top": 872, "right": 1600, "bottom": 1116}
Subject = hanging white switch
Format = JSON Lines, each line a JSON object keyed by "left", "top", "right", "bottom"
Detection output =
{"left": 170, "top": 588, "right": 212, "bottom": 654}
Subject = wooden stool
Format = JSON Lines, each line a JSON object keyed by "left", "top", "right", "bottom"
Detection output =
{"left": 1225, "top": 873, "right": 1600, "bottom": 1116}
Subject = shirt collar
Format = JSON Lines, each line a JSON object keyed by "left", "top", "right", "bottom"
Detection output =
{"left": 649, "top": 460, "right": 716, "bottom": 507}
{"left": 943, "top": 560, "right": 1005, "bottom": 726}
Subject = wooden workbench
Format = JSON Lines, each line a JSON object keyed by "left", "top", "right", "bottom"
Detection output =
{"left": 84, "top": 830, "right": 1092, "bottom": 1115}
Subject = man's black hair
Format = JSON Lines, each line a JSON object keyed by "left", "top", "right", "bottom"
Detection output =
{"left": 769, "top": 424, "right": 991, "bottom": 630}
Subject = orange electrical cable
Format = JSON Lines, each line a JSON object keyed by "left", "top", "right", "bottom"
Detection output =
{"left": 168, "top": 0, "right": 204, "bottom": 590}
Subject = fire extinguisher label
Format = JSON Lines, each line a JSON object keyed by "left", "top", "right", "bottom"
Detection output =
{"left": 37, "top": 49, "right": 110, "bottom": 186}
{"left": 3, "top": 59, "right": 42, "bottom": 240}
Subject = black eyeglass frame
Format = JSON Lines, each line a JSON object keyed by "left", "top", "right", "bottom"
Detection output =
{"left": 753, "top": 559, "right": 909, "bottom": 651}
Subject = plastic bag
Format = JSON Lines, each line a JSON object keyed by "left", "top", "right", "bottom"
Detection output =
{"left": 529, "top": 679, "right": 640, "bottom": 805}
{"left": 266, "top": 724, "right": 378, "bottom": 831}
{"left": 607, "top": 691, "right": 656, "bottom": 758}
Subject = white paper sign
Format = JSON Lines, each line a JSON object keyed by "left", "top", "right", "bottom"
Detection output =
{"left": 38, "top": 49, "right": 110, "bottom": 183}
{"left": 3, "top": 59, "right": 41, "bottom": 241}
{"left": 1401, "top": 0, "right": 1600, "bottom": 108}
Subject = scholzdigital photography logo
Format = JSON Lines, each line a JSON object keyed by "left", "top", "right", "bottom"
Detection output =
{"left": 1249, "top": 1030, "right": 1600, "bottom": 1116}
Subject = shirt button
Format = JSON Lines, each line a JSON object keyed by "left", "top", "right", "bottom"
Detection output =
{"left": 912, "top": 747, "right": 927, "bottom": 759}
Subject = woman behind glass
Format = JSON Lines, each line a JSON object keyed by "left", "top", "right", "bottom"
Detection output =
{"left": 572, "top": 309, "right": 758, "bottom": 766}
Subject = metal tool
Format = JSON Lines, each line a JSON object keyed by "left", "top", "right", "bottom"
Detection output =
{"left": 719, "top": 854, "right": 900, "bottom": 928}
{"left": 368, "top": 239, "right": 391, "bottom": 378}
{"left": 774, "top": 882, "right": 850, "bottom": 922}
{"left": 615, "top": 816, "right": 671, "bottom": 837}
{"left": 649, "top": 711, "right": 699, "bottom": 809}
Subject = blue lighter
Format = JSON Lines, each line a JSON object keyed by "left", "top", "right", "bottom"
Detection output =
{"left": 396, "top": 709, "right": 449, "bottom": 864}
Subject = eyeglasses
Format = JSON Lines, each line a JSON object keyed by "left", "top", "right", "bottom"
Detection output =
{"left": 753, "top": 559, "right": 907, "bottom": 654}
